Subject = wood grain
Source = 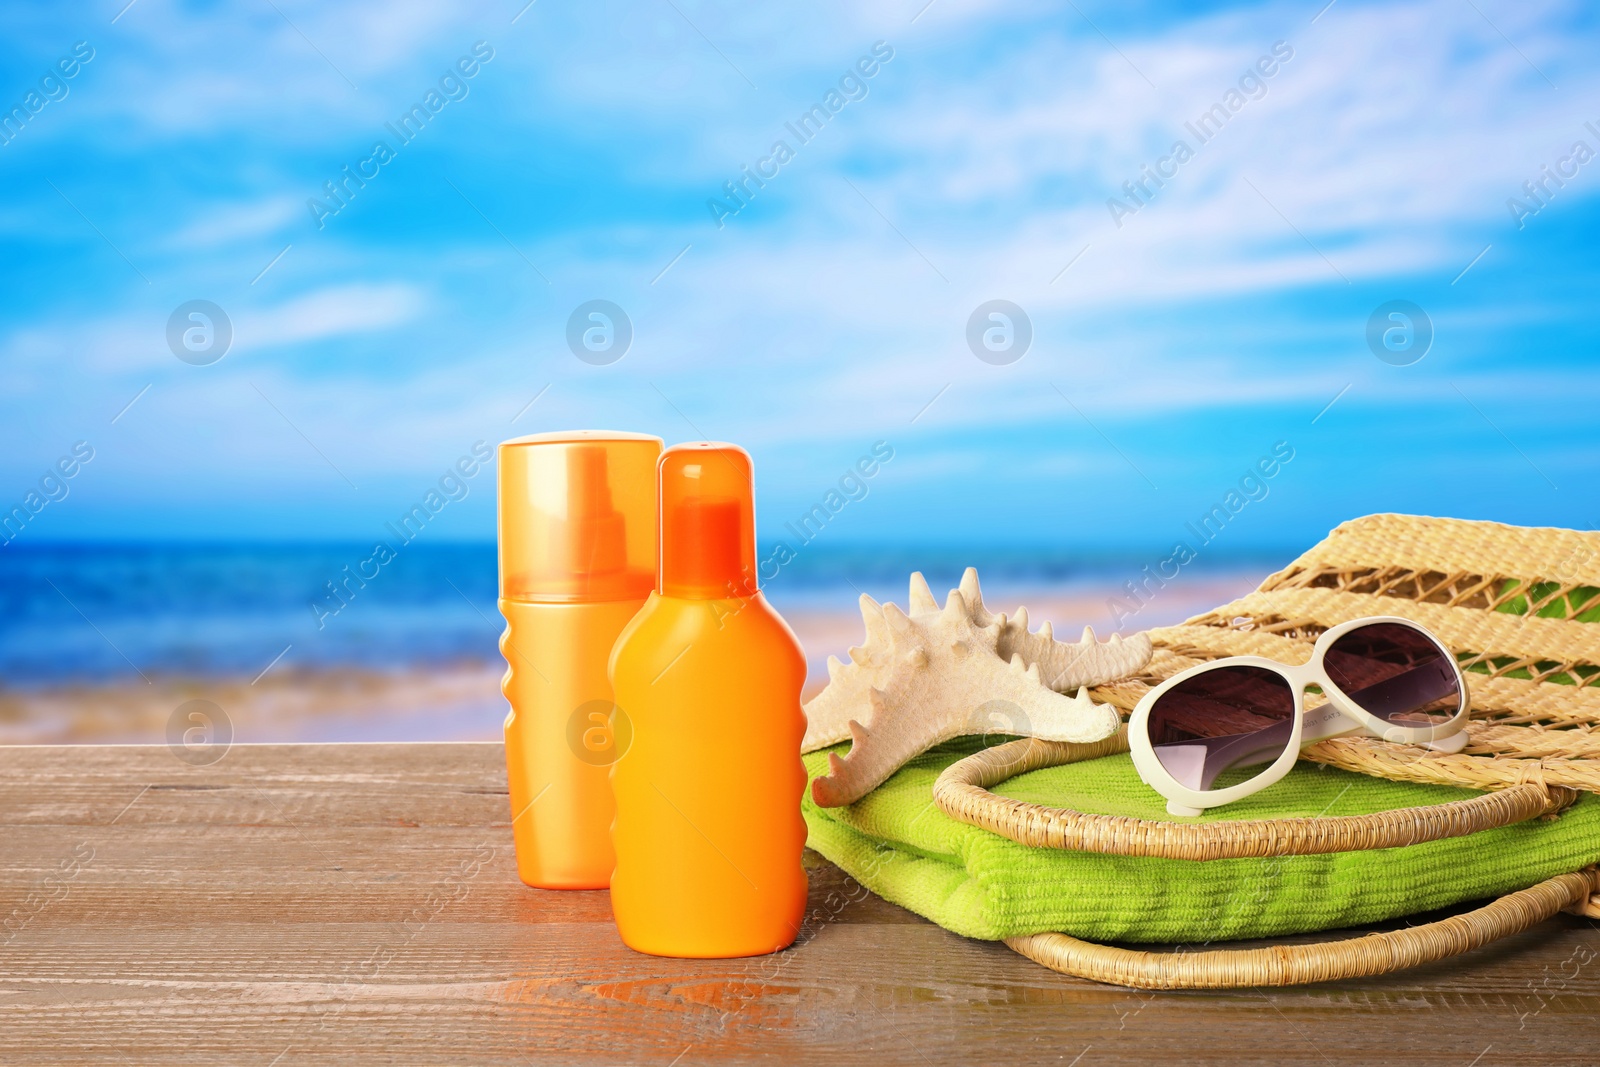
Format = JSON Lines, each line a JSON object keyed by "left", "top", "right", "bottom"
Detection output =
{"left": 2, "top": 742, "right": 1597, "bottom": 1065}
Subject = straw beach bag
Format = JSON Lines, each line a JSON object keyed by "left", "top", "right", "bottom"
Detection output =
{"left": 930, "top": 515, "right": 1600, "bottom": 988}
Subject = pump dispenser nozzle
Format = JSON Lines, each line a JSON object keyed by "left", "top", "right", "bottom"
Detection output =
{"left": 499, "top": 430, "right": 659, "bottom": 603}
{"left": 659, "top": 443, "right": 757, "bottom": 599}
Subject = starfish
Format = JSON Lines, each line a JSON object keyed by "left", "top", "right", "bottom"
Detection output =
{"left": 805, "top": 568, "right": 1149, "bottom": 807}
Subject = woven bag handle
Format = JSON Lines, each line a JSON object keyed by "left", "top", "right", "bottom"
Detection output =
{"left": 1006, "top": 867, "right": 1600, "bottom": 989}
{"left": 933, "top": 732, "right": 1576, "bottom": 860}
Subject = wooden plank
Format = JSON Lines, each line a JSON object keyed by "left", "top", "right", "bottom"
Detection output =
{"left": 2, "top": 742, "right": 1597, "bottom": 1065}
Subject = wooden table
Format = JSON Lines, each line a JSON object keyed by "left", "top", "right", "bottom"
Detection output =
{"left": 3, "top": 743, "right": 1596, "bottom": 1065}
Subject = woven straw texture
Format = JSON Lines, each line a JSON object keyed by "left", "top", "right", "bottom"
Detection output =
{"left": 1006, "top": 868, "right": 1599, "bottom": 990}
{"left": 1091, "top": 513, "right": 1600, "bottom": 793}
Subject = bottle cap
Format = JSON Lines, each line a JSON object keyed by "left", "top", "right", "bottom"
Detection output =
{"left": 498, "top": 430, "right": 663, "bottom": 603}
{"left": 659, "top": 442, "right": 758, "bottom": 600}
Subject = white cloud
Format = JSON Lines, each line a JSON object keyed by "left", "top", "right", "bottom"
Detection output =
{"left": 162, "top": 196, "right": 303, "bottom": 249}
{"left": 76, "top": 0, "right": 475, "bottom": 134}
{"left": 232, "top": 283, "right": 427, "bottom": 351}
{"left": 863, "top": 0, "right": 1596, "bottom": 249}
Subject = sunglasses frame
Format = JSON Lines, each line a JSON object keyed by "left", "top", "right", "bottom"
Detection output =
{"left": 1129, "top": 616, "right": 1472, "bottom": 816}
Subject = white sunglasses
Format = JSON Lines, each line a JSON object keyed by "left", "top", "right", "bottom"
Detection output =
{"left": 1129, "top": 616, "right": 1470, "bottom": 816}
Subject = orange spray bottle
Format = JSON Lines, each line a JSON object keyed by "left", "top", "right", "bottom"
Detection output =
{"left": 608, "top": 442, "right": 808, "bottom": 957}
{"left": 498, "top": 430, "right": 662, "bottom": 889}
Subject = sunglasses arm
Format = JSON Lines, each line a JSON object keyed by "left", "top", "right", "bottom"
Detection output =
{"left": 1304, "top": 696, "right": 1470, "bottom": 754}
{"left": 1300, "top": 704, "right": 1365, "bottom": 744}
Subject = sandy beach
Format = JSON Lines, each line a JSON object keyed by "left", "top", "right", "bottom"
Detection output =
{"left": 0, "top": 573, "right": 1260, "bottom": 746}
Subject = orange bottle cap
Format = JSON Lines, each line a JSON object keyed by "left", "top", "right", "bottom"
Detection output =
{"left": 659, "top": 442, "right": 758, "bottom": 600}
{"left": 498, "top": 430, "right": 663, "bottom": 603}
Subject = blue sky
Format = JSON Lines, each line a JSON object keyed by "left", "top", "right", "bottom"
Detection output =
{"left": 1, "top": 0, "right": 1597, "bottom": 556}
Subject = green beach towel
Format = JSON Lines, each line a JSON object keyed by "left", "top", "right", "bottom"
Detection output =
{"left": 802, "top": 741, "right": 1600, "bottom": 943}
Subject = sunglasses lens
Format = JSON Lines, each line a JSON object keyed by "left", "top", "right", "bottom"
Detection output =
{"left": 1147, "top": 665, "right": 1297, "bottom": 793}
{"left": 1323, "top": 622, "right": 1462, "bottom": 727}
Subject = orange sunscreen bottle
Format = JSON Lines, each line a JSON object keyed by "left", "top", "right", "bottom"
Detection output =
{"left": 498, "top": 430, "right": 663, "bottom": 889}
{"left": 608, "top": 442, "right": 808, "bottom": 957}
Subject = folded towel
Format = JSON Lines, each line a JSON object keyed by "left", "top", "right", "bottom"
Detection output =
{"left": 802, "top": 741, "right": 1600, "bottom": 942}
